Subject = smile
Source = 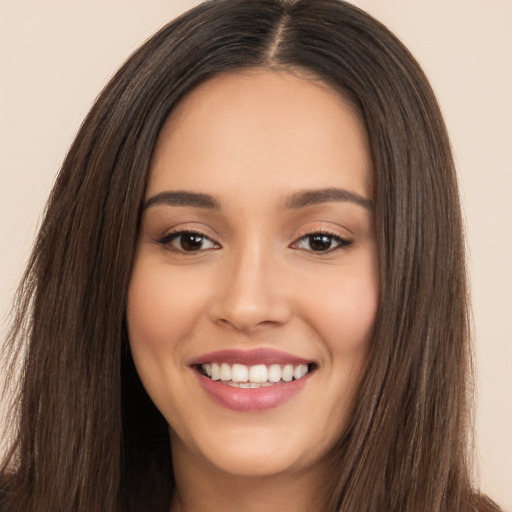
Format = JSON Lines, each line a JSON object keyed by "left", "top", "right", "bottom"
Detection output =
{"left": 200, "top": 362, "right": 311, "bottom": 387}
{"left": 190, "top": 349, "right": 317, "bottom": 411}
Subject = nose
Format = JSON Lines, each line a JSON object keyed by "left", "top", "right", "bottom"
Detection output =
{"left": 209, "top": 243, "right": 292, "bottom": 333}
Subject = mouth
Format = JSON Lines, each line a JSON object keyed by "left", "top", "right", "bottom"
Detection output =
{"left": 189, "top": 349, "right": 317, "bottom": 411}
{"left": 195, "top": 362, "right": 316, "bottom": 388}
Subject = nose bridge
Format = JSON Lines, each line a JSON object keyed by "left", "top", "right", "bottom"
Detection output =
{"left": 211, "top": 233, "right": 290, "bottom": 331}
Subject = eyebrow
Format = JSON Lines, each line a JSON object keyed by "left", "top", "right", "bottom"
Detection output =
{"left": 144, "top": 191, "right": 221, "bottom": 210}
{"left": 284, "top": 188, "right": 374, "bottom": 211}
{"left": 144, "top": 187, "right": 373, "bottom": 212}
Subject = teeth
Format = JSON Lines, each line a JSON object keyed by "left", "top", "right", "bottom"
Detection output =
{"left": 220, "top": 363, "right": 231, "bottom": 381}
{"left": 282, "top": 364, "right": 294, "bottom": 382}
{"left": 232, "top": 363, "right": 248, "bottom": 382}
{"left": 249, "top": 364, "right": 268, "bottom": 383}
{"left": 268, "top": 364, "right": 282, "bottom": 382}
{"left": 294, "top": 364, "right": 308, "bottom": 379}
{"left": 203, "top": 362, "right": 311, "bottom": 384}
{"left": 227, "top": 381, "right": 274, "bottom": 388}
{"left": 211, "top": 363, "right": 220, "bottom": 380}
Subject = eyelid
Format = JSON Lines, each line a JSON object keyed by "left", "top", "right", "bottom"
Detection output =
{"left": 156, "top": 228, "right": 221, "bottom": 253}
{"left": 290, "top": 227, "right": 353, "bottom": 253}
{"left": 153, "top": 224, "right": 353, "bottom": 255}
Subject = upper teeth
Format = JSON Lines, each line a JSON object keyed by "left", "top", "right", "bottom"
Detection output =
{"left": 202, "top": 363, "right": 309, "bottom": 384}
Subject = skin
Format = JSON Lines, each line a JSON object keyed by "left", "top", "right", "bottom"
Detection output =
{"left": 127, "top": 68, "right": 379, "bottom": 512}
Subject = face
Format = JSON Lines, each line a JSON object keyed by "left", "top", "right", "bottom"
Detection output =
{"left": 127, "top": 69, "right": 379, "bottom": 481}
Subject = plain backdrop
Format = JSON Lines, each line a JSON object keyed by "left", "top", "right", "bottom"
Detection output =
{"left": 1, "top": 1, "right": 511, "bottom": 509}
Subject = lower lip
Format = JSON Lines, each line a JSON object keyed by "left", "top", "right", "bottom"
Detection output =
{"left": 196, "top": 371, "right": 313, "bottom": 412}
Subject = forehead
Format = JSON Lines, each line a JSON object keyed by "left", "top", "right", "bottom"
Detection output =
{"left": 147, "top": 68, "right": 372, "bottom": 201}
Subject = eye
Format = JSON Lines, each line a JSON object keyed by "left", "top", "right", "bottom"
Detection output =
{"left": 157, "top": 231, "right": 219, "bottom": 252}
{"left": 292, "top": 232, "right": 353, "bottom": 253}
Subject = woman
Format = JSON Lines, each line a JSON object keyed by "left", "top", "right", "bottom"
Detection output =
{"left": 0, "top": 0, "right": 502, "bottom": 511}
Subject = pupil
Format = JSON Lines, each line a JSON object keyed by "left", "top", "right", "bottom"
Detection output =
{"left": 181, "top": 234, "right": 203, "bottom": 251}
{"left": 309, "top": 234, "right": 332, "bottom": 251}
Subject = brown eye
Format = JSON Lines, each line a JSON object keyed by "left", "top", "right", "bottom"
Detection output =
{"left": 179, "top": 233, "right": 206, "bottom": 251}
{"left": 293, "top": 233, "right": 353, "bottom": 253}
{"left": 158, "top": 231, "right": 218, "bottom": 252}
{"left": 309, "top": 234, "right": 334, "bottom": 251}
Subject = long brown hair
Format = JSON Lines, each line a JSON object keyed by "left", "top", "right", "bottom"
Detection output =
{"left": 0, "top": 1, "right": 501, "bottom": 511}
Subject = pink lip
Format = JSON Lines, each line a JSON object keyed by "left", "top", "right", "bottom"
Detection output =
{"left": 188, "top": 348, "right": 312, "bottom": 366}
{"left": 196, "top": 372, "right": 313, "bottom": 412}
{"left": 189, "top": 348, "right": 315, "bottom": 412}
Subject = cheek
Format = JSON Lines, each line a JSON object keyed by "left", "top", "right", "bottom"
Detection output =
{"left": 126, "top": 259, "right": 209, "bottom": 353}
{"left": 125, "top": 258, "right": 211, "bottom": 417}
{"left": 294, "top": 269, "right": 378, "bottom": 448}
{"left": 331, "top": 278, "right": 378, "bottom": 340}
{"left": 306, "top": 267, "right": 379, "bottom": 356}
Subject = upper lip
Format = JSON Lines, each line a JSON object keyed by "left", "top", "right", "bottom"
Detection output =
{"left": 188, "top": 348, "right": 314, "bottom": 366}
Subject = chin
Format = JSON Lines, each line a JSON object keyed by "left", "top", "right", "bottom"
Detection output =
{"left": 199, "top": 443, "right": 315, "bottom": 478}
{"left": 170, "top": 415, "right": 343, "bottom": 480}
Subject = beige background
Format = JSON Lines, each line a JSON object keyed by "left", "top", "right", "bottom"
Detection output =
{"left": 1, "top": 1, "right": 511, "bottom": 509}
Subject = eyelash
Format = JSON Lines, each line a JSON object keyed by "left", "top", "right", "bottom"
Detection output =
{"left": 156, "top": 229, "right": 353, "bottom": 255}
{"left": 156, "top": 231, "right": 219, "bottom": 253}
{"left": 291, "top": 230, "right": 353, "bottom": 253}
